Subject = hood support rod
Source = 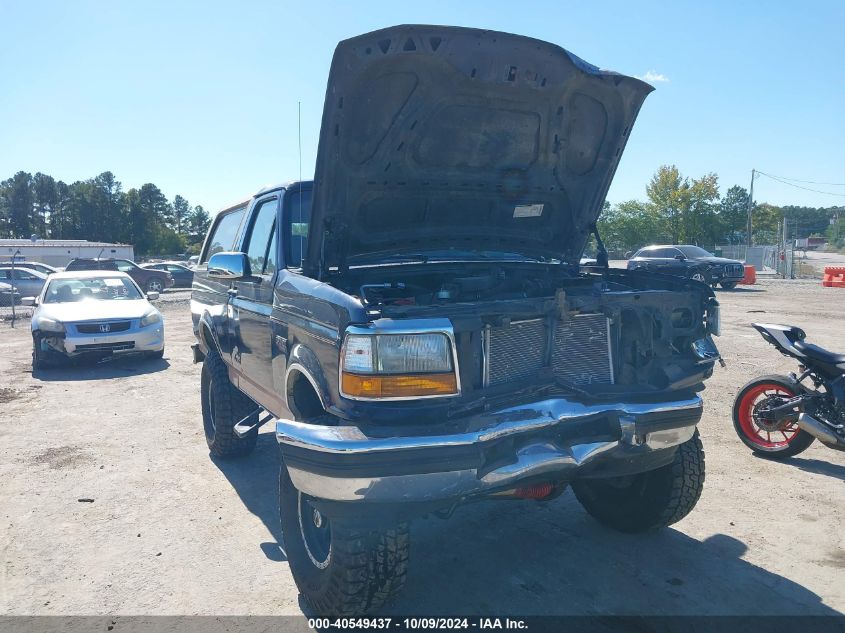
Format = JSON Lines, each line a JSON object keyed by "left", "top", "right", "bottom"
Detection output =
{"left": 590, "top": 223, "right": 609, "bottom": 270}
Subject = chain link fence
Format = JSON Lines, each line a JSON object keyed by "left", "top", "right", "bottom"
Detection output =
{"left": 717, "top": 245, "right": 795, "bottom": 278}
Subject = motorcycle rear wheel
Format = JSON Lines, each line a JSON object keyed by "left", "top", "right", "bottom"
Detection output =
{"left": 732, "top": 375, "right": 815, "bottom": 459}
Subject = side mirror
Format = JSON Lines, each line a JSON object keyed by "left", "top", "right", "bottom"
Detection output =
{"left": 207, "top": 252, "right": 251, "bottom": 280}
{"left": 675, "top": 254, "right": 686, "bottom": 260}
{"left": 147, "top": 291, "right": 160, "bottom": 301}
{"left": 21, "top": 296, "right": 38, "bottom": 306}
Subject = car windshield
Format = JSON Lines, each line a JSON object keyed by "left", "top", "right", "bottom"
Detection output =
{"left": 43, "top": 277, "right": 143, "bottom": 303}
{"left": 677, "top": 246, "right": 713, "bottom": 258}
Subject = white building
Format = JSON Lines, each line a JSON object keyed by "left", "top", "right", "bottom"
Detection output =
{"left": 0, "top": 239, "right": 135, "bottom": 267}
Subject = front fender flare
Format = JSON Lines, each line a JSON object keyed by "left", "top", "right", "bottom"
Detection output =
{"left": 285, "top": 343, "right": 331, "bottom": 412}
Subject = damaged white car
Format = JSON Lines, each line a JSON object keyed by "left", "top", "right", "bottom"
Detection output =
{"left": 27, "top": 270, "right": 165, "bottom": 370}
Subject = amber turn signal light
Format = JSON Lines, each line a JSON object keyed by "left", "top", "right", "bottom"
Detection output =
{"left": 341, "top": 372, "right": 458, "bottom": 399}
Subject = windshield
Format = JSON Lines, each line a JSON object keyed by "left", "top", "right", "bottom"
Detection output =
{"left": 44, "top": 277, "right": 144, "bottom": 303}
{"left": 677, "top": 246, "right": 713, "bottom": 258}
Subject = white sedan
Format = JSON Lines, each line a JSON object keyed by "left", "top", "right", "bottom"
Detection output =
{"left": 27, "top": 271, "right": 165, "bottom": 369}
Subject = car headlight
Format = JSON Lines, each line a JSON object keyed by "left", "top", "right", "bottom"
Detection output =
{"left": 340, "top": 331, "right": 458, "bottom": 399}
{"left": 35, "top": 317, "right": 65, "bottom": 333}
{"left": 140, "top": 310, "right": 162, "bottom": 327}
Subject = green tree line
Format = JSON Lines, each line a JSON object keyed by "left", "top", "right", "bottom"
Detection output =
{"left": 598, "top": 165, "right": 842, "bottom": 254}
{"left": 0, "top": 171, "right": 211, "bottom": 255}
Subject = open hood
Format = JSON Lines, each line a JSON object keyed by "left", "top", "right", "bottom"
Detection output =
{"left": 306, "top": 25, "right": 653, "bottom": 277}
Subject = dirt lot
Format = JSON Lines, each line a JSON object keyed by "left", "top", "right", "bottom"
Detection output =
{"left": 0, "top": 280, "right": 843, "bottom": 616}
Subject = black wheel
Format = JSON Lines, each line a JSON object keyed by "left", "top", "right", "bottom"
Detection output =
{"left": 146, "top": 278, "right": 164, "bottom": 293}
{"left": 279, "top": 465, "right": 409, "bottom": 615}
{"left": 689, "top": 270, "right": 710, "bottom": 284}
{"left": 200, "top": 350, "right": 258, "bottom": 458}
{"left": 32, "top": 334, "right": 58, "bottom": 371}
{"left": 572, "top": 430, "right": 705, "bottom": 533}
{"left": 720, "top": 281, "right": 738, "bottom": 290}
{"left": 732, "top": 375, "right": 816, "bottom": 459}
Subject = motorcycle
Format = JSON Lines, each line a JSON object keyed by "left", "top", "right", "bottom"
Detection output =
{"left": 733, "top": 323, "right": 845, "bottom": 458}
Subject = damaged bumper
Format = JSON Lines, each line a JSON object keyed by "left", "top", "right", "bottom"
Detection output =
{"left": 276, "top": 394, "right": 702, "bottom": 508}
{"left": 35, "top": 324, "right": 164, "bottom": 357}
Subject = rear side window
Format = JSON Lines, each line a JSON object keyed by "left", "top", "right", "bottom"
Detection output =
{"left": 243, "top": 198, "right": 278, "bottom": 276}
{"left": 202, "top": 206, "right": 246, "bottom": 263}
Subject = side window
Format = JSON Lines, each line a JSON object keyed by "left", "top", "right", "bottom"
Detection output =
{"left": 114, "top": 260, "right": 135, "bottom": 273}
{"left": 665, "top": 248, "right": 682, "bottom": 259}
{"left": 243, "top": 198, "right": 278, "bottom": 276}
{"left": 15, "top": 270, "right": 36, "bottom": 280}
{"left": 285, "top": 188, "right": 312, "bottom": 268}
{"left": 202, "top": 206, "right": 246, "bottom": 263}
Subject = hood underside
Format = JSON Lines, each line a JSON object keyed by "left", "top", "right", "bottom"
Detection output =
{"left": 306, "top": 25, "right": 653, "bottom": 277}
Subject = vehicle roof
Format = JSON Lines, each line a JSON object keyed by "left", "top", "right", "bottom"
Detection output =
{"left": 639, "top": 244, "right": 706, "bottom": 250}
{"left": 217, "top": 180, "right": 313, "bottom": 215}
{"left": 69, "top": 257, "right": 127, "bottom": 261}
{"left": 47, "top": 270, "right": 133, "bottom": 280}
{"left": 0, "top": 266, "right": 48, "bottom": 277}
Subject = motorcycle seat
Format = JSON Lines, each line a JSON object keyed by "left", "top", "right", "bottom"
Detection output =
{"left": 794, "top": 341, "right": 845, "bottom": 365}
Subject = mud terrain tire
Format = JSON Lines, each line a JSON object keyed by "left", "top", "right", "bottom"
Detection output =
{"left": 572, "top": 430, "right": 705, "bottom": 533}
{"left": 200, "top": 350, "right": 258, "bottom": 458}
{"left": 279, "top": 464, "right": 409, "bottom": 615}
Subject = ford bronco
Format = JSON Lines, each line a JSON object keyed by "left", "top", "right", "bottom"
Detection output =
{"left": 190, "top": 25, "right": 721, "bottom": 615}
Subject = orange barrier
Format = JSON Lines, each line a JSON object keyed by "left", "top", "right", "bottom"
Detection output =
{"left": 822, "top": 266, "right": 845, "bottom": 288}
{"left": 738, "top": 264, "right": 756, "bottom": 285}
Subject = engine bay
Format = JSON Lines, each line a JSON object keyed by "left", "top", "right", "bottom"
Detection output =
{"left": 329, "top": 262, "right": 718, "bottom": 396}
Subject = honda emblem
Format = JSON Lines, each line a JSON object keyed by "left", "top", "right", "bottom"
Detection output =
{"left": 99, "top": 323, "right": 110, "bottom": 333}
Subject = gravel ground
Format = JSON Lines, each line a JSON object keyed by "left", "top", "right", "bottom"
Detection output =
{"left": 0, "top": 281, "right": 843, "bottom": 616}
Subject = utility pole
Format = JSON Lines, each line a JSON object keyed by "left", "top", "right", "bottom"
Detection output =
{"left": 746, "top": 168, "right": 755, "bottom": 249}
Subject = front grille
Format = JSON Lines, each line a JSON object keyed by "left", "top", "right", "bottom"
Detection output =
{"left": 75, "top": 341, "right": 135, "bottom": 352}
{"left": 75, "top": 321, "right": 131, "bottom": 334}
{"left": 484, "top": 314, "right": 613, "bottom": 387}
{"left": 724, "top": 263, "right": 744, "bottom": 278}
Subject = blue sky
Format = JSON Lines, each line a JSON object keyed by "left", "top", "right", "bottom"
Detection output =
{"left": 2, "top": 0, "right": 844, "bottom": 214}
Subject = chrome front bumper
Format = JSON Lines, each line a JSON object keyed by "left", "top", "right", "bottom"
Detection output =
{"left": 276, "top": 394, "right": 703, "bottom": 505}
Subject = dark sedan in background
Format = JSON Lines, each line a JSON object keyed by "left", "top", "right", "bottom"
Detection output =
{"left": 627, "top": 245, "right": 745, "bottom": 289}
{"left": 142, "top": 262, "right": 194, "bottom": 288}
{"left": 65, "top": 258, "right": 174, "bottom": 293}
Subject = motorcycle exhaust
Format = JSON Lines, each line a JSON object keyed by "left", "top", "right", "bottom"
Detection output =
{"left": 797, "top": 413, "right": 845, "bottom": 451}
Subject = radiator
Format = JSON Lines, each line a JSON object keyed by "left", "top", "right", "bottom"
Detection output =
{"left": 484, "top": 314, "right": 613, "bottom": 387}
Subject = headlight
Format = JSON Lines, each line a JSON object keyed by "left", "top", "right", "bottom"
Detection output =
{"left": 35, "top": 317, "right": 65, "bottom": 333}
{"left": 706, "top": 301, "right": 721, "bottom": 336}
{"left": 140, "top": 310, "right": 162, "bottom": 327}
{"left": 340, "top": 331, "right": 458, "bottom": 399}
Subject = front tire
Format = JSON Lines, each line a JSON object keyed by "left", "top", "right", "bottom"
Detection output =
{"left": 279, "top": 465, "right": 409, "bottom": 615}
{"left": 200, "top": 350, "right": 258, "bottom": 458}
{"left": 32, "top": 339, "right": 51, "bottom": 371}
{"left": 572, "top": 430, "right": 705, "bottom": 533}
{"left": 732, "top": 375, "right": 815, "bottom": 459}
{"left": 146, "top": 278, "right": 164, "bottom": 293}
{"left": 690, "top": 270, "right": 710, "bottom": 284}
